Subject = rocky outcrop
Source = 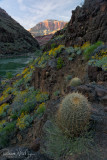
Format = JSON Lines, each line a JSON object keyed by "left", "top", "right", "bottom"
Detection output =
{"left": 44, "top": 0, "right": 107, "bottom": 51}
{"left": 0, "top": 8, "right": 39, "bottom": 55}
{"left": 35, "top": 34, "right": 53, "bottom": 46}
{"left": 88, "top": 66, "right": 107, "bottom": 82}
{"left": 65, "top": 0, "right": 107, "bottom": 46}
{"left": 29, "top": 20, "right": 67, "bottom": 37}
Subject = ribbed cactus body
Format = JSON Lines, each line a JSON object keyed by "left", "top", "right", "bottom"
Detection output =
{"left": 69, "top": 77, "right": 82, "bottom": 87}
{"left": 57, "top": 92, "right": 91, "bottom": 137}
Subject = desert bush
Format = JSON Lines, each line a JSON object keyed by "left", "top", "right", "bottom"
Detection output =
{"left": 36, "top": 92, "right": 49, "bottom": 103}
{"left": 49, "top": 45, "right": 65, "bottom": 58}
{"left": 56, "top": 92, "right": 91, "bottom": 137}
{"left": 65, "top": 75, "right": 72, "bottom": 82}
{"left": 90, "top": 45, "right": 107, "bottom": 58}
{"left": 53, "top": 90, "right": 60, "bottom": 97}
{"left": 89, "top": 57, "right": 107, "bottom": 71}
{"left": 83, "top": 41, "right": 103, "bottom": 60}
{"left": 51, "top": 43, "right": 57, "bottom": 49}
{"left": 81, "top": 42, "right": 90, "bottom": 50}
{"left": 57, "top": 57, "right": 64, "bottom": 69}
{"left": 88, "top": 49, "right": 107, "bottom": 71}
{"left": 65, "top": 47, "right": 75, "bottom": 55}
{"left": 42, "top": 121, "right": 101, "bottom": 160}
{"left": 69, "top": 77, "right": 82, "bottom": 87}
{"left": 11, "top": 90, "right": 37, "bottom": 117}
{"left": 0, "top": 121, "right": 16, "bottom": 148}
{"left": 16, "top": 113, "right": 33, "bottom": 130}
{"left": 54, "top": 35, "right": 64, "bottom": 41}
{"left": 36, "top": 102, "right": 46, "bottom": 115}
{"left": 0, "top": 103, "right": 9, "bottom": 117}
{"left": 13, "top": 78, "right": 25, "bottom": 88}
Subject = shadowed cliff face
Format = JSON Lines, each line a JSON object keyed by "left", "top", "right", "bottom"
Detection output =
{"left": 44, "top": 0, "right": 107, "bottom": 51}
{"left": 65, "top": 0, "right": 107, "bottom": 46}
{"left": 29, "top": 20, "right": 67, "bottom": 36}
{"left": 0, "top": 8, "right": 39, "bottom": 56}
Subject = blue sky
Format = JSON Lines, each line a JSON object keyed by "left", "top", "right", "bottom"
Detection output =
{"left": 0, "top": 0, "right": 83, "bottom": 29}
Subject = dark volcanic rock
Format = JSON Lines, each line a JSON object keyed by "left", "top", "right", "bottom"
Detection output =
{"left": 43, "top": 0, "right": 107, "bottom": 51}
{"left": 30, "top": 138, "right": 40, "bottom": 152}
{"left": 88, "top": 66, "right": 107, "bottom": 82}
{"left": 0, "top": 8, "right": 39, "bottom": 55}
{"left": 65, "top": 0, "right": 107, "bottom": 46}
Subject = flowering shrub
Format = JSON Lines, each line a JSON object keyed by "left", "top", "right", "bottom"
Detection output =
{"left": 49, "top": 45, "right": 65, "bottom": 57}
{"left": 83, "top": 41, "right": 103, "bottom": 60}
{"left": 0, "top": 103, "right": 9, "bottom": 117}
{"left": 81, "top": 42, "right": 90, "bottom": 50}
{"left": 13, "top": 78, "right": 24, "bottom": 88}
{"left": 22, "top": 67, "right": 29, "bottom": 75}
{"left": 0, "top": 120, "right": 7, "bottom": 131}
{"left": 88, "top": 49, "right": 107, "bottom": 71}
{"left": 2, "top": 87, "right": 13, "bottom": 95}
{"left": 16, "top": 73, "right": 21, "bottom": 77}
{"left": 36, "top": 92, "right": 49, "bottom": 103}
{"left": 11, "top": 90, "right": 29, "bottom": 116}
{"left": 16, "top": 113, "right": 33, "bottom": 130}
{"left": 38, "top": 55, "right": 49, "bottom": 67}
{"left": 36, "top": 102, "right": 46, "bottom": 114}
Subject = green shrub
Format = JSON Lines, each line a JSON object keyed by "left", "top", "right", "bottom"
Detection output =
{"left": 51, "top": 43, "right": 57, "bottom": 49}
{"left": 69, "top": 77, "right": 82, "bottom": 87}
{"left": 36, "top": 92, "right": 49, "bottom": 103}
{"left": 13, "top": 78, "right": 25, "bottom": 88}
{"left": 36, "top": 102, "right": 46, "bottom": 115}
{"left": 83, "top": 41, "right": 103, "bottom": 60}
{"left": 65, "top": 47, "right": 75, "bottom": 55}
{"left": 57, "top": 57, "right": 64, "bottom": 69}
{"left": 88, "top": 49, "right": 107, "bottom": 71}
{"left": 56, "top": 92, "right": 91, "bottom": 137}
{"left": 16, "top": 113, "right": 33, "bottom": 130}
{"left": 88, "top": 57, "right": 107, "bottom": 71}
{"left": 0, "top": 121, "right": 16, "bottom": 148}
{"left": 6, "top": 72, "right": 13, "bottom": 79}
{"left": 42, "top": 121, "right": 100, "bottom": 160}
{"left": 53, "top": 90, "right": 60, "bottom": 97}
{"left": 65, "top": 75, "right": 72, "bottom": 82}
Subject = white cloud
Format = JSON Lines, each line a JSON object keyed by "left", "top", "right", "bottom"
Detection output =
{"left": 11, "top": 0, "right": 83, "bottom": 29}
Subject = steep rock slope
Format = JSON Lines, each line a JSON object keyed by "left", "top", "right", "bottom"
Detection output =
{"left": 35, "top": 34, "right": 53, "bottom": 46}
{"left": 0, "top": 8, "right": 39, "bottom": 55}
{"left": 44, "top": 0, "right": 107, "bottom": 51}
{"left": 29, "top": 20, "right": 67, "bottom": 36}
{"left": 65, "top": 0, "right": 107, "bottom": 46}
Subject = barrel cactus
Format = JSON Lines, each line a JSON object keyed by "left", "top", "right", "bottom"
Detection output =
{"left": 56, "top": 92, "right": 91, "bottom": 137}
{"left": 69, "top": 77, "right": 82, "bottom": 87}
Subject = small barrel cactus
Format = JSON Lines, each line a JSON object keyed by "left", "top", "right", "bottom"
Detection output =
{"left": 69, "top": 77, "right": 82, "bottom": 87}
{"left": 56, "top": 92, "right": 91, "bottom": 137}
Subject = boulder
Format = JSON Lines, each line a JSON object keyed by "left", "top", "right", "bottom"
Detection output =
{"left": 95, "top": 88, "right": 107, "bottom": 97}
{"left": 30, "top": 138, "right": 40, "bottom": 152}
{"left": 101, "top": 95, "right": 107, "bottom": 106}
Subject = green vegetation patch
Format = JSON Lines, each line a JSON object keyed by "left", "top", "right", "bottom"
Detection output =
{"left": 83, "top": 41, "right": 103, "bottom": 60}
